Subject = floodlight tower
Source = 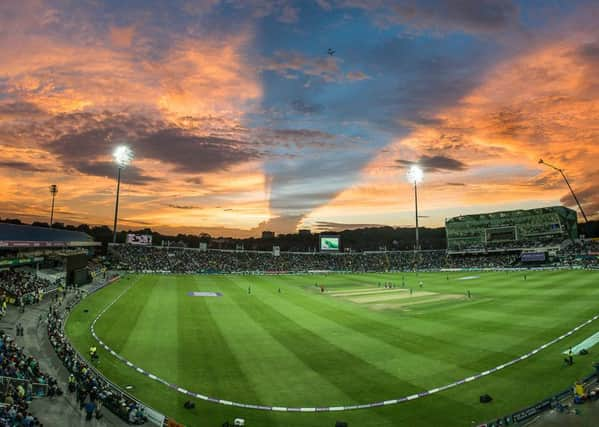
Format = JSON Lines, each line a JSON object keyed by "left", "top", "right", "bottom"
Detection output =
{"left": 538, "top": 159, "right": 588, "bottom": 223}
{"left": 49, "top": 184, "right": 58, "bottom": 227}
{"left": 112, "top": 146, "right": 134, "bottom": 243}
{"left": 406, "top": 165, "right": 424, "bottom": 251}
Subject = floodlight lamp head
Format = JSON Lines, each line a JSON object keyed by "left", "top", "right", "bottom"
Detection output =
{"left": 406, "top": 165, "right": 423, "bottom": 184}
{"left": 113, "top": 145, "right": 133, "bottom": 168}
{"left": 49, "top": 184, "right": 58, "bottom": 194}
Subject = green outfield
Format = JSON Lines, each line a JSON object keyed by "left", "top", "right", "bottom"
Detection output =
{"left": 66, "top": 271, "right": 599, "bottom": 427}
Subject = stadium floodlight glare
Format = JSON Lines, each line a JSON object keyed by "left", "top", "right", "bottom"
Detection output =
{"left": 49, "top": 184, "right": 58, "bottom": 228}
{"left": 113, "top": 145, "right": 134, "bottom": 168}
{"left": 112, "top": 145, "right": 134, "bottom": 243}
{"left": 538, "top": 158, "right": 588, "bottom": 223}
{"left": 406, "top": 165, "right": 424, "bottom": 252}
{"left": 406, "top": 165, "right": 423, "bottom": 184}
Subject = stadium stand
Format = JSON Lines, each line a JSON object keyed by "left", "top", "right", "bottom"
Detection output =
{"left": 445, "top": 206, "right": 578, "bottom": 253}
{"left": 108, "top": 245, "right": 451, "bottom": 273}
{"left": 0, "top": 223, "right": 96, "bottom": 246}
{"left": 107, "top": 245, "right": 548, "bottom": 273}
{"left": 0, "top": 328, "right": 58, "bottom": 426}
{"left": 0, "top": 270, "right": 54, "bottom": 307}
{"left": 557, "top": 239, "right": 599, "bottom": 268}
{"left": 0, "top": 223, "right": 110, "bottom": 426}
{"left": 47, "top": 298, "right": 148, "bottom": 424}
{"left": 444, "top": 252, "right": 519, "bottom": 269}
{"left": 0, "top": 212, "right": 596, "bottom": 427}
{"left": 0, "top": 224, "right": 100, "bottom": 292}
{"left": 105, "top": 207, "right": 595, "bottom": 274}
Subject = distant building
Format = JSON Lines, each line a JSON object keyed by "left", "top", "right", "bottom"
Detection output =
{"left": 298, "top": 229, "right": 311, "bottom": 236}
{"left": 262, "top": 231, "right": 275, "bottom": 239}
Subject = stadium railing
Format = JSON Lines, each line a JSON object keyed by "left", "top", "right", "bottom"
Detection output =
{"left": 479, "top": 371, "right": 598, "bottom": 427}
{"left": 0, "top": 376, "right": 48, "bottom": 399}
{"left": 57, "top": 277, "right": 170, "bottom": 427}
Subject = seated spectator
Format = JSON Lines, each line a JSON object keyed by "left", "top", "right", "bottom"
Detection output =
{"left": 0, "top": 270, "right": 52, "bottom": 307}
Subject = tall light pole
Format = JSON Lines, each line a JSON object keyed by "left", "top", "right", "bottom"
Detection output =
{"left": 538, "top": 159, "right": 588, "bottom": 223}
{"left": 406, "top": 165, "right": 424, "bottom": 251}
{"left": 49, "top": 184, "right": 58, "bottom": 227}
{"left": 112, "top": 146, "right": 134, "bottom": 243}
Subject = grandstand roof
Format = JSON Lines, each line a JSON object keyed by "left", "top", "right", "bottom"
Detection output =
{"left": 0, "top": 223, "right": 100, "bottom": 248}
{"left": 445, "top": 205, "right": 577, "bottom": 223}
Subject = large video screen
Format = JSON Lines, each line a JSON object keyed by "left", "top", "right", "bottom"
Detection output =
{"left": 126, "top": 234, "right": 152, "bottom": 246}
{"left": 320, "top": 236, "right": 340, "bottom": 251}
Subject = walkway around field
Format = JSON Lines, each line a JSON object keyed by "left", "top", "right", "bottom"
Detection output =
{"left": 3, "top": 287, "right": 127, "bottom": 427}
{"left": 89, "top": 279, "right": 599, "bottom": 413}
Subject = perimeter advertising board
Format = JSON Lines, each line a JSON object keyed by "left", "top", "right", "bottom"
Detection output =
{"left": 521, "top": 252, "right": 546, "bottom": 262}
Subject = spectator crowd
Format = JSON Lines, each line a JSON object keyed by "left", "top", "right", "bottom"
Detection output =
{"left": 558, "top": 240, "right": 599, "bottom": 268}
{"left": 0, "top": 270, "right": 52, "bottom": 308}
{"left": 0, "top": 329, "right": 54, "bottom": 426}
{"left": 108, "top": 242, "right": 599, "bottom": 274}
{"left": 108, "top": 246, "right": 528, "bottom": 273}
{"left": 47, "top": 298, "right": 147, "bottom": 424}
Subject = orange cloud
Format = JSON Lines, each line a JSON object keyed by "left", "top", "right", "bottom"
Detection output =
{"left": 317, "top": 37, "right": 599, "bottom": 226}
{"left": 110, "top": 25, "right": 135, "bottom": 48}
{"left": 153, "top": 33, "right": 262, "bottom": 119}
{"left": 0, "top": 8, "right": 268, "bottom": 234}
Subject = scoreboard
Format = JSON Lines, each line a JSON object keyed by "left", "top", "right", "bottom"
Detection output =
{"left": 320, "top": 235, "right": 340, "bottom": 251}
{"left": 126, "top": 234, "right": 152, "bottom": 245}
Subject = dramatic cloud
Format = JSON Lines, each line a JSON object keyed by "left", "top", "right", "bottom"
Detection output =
{"left": 185, "top": 177, "right": 205, "bottom": 185}
{"left": 254, "top": 128, "right": 338, "bottom": 148}
{"left": 345, "top": 28, "right": 599, "bottom": 224}
{"left": 313, "top": 221, "right": 385, "bottom": 232}
{"left": 0, "top": 160, "right": 50, "bottom": 173}
{"left": 109, "top": 25, "right": 135, "bottom": 48}
{"left": 1, "top": 0, "right": 598, "bottom": 236}
{"left": 136, "top": 130, "right": 260, "bottom": 174}
{"left": 72, "top": 161, "right": 157, "bottom": 186}
{"left": 262, "top": 51, "right": 342, "bottom": 82}
{"left": 167, "top": 204, "right": 203, "bottom": 210}
{"left": 290, "top": 99, "right": 324, "bottom": 114}
{"left": 247, "top": 214, "right": 305, "bottom": 235}
{"left": 0, "top": 101, "right": 44, "bottom": 117}
{"left": 396, "top": 155, "right": 468, "bottom": 172}
{"left": 346, "top": 71, "right": 370, "bottom": 81}
{"left": 576, "top": 41, "right": 599, "bottom": 61}
{"left": 560, "top": 176, "right": 599, "bottom": 217}
{"left": 332, "top": 0, "right": 521, "bottom": 34}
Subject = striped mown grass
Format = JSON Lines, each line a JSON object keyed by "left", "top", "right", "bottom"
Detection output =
{"left": 66, "top": 270, "right": 599, "bottom": 427}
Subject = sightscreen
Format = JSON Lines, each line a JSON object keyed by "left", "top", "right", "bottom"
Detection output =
{"left": 320, "top": 236, "right": 340, "bottom": 251}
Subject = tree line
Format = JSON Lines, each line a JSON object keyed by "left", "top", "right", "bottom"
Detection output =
{"left": 1, "top": 217, "right": 597, "bottom": 253}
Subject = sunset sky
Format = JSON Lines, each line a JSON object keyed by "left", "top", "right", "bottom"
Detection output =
{"left": 1, "top": 0, "right": 598, "bottom": 237}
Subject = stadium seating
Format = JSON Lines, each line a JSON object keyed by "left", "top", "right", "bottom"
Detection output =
{"left": 0, "top": 330, "right": 57, "bottom": 426}
{"left": 47, "top": 297, "right": 148, "bottom": 424}
{"left": 0, "top": 270, "right": 54, "bottom": 305}
{"left": 108, "top": 242, "right": 599, "bottom": 273}
{"left": 445, "top": 206, "right": 578, "bottom": 253}
{"left": 108, "top": 246, "right": 527, "bottom": 273}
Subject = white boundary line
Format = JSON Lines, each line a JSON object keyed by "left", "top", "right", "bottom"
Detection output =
{"left": 86, "top": 279, "right": 599, "bottom": 412}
